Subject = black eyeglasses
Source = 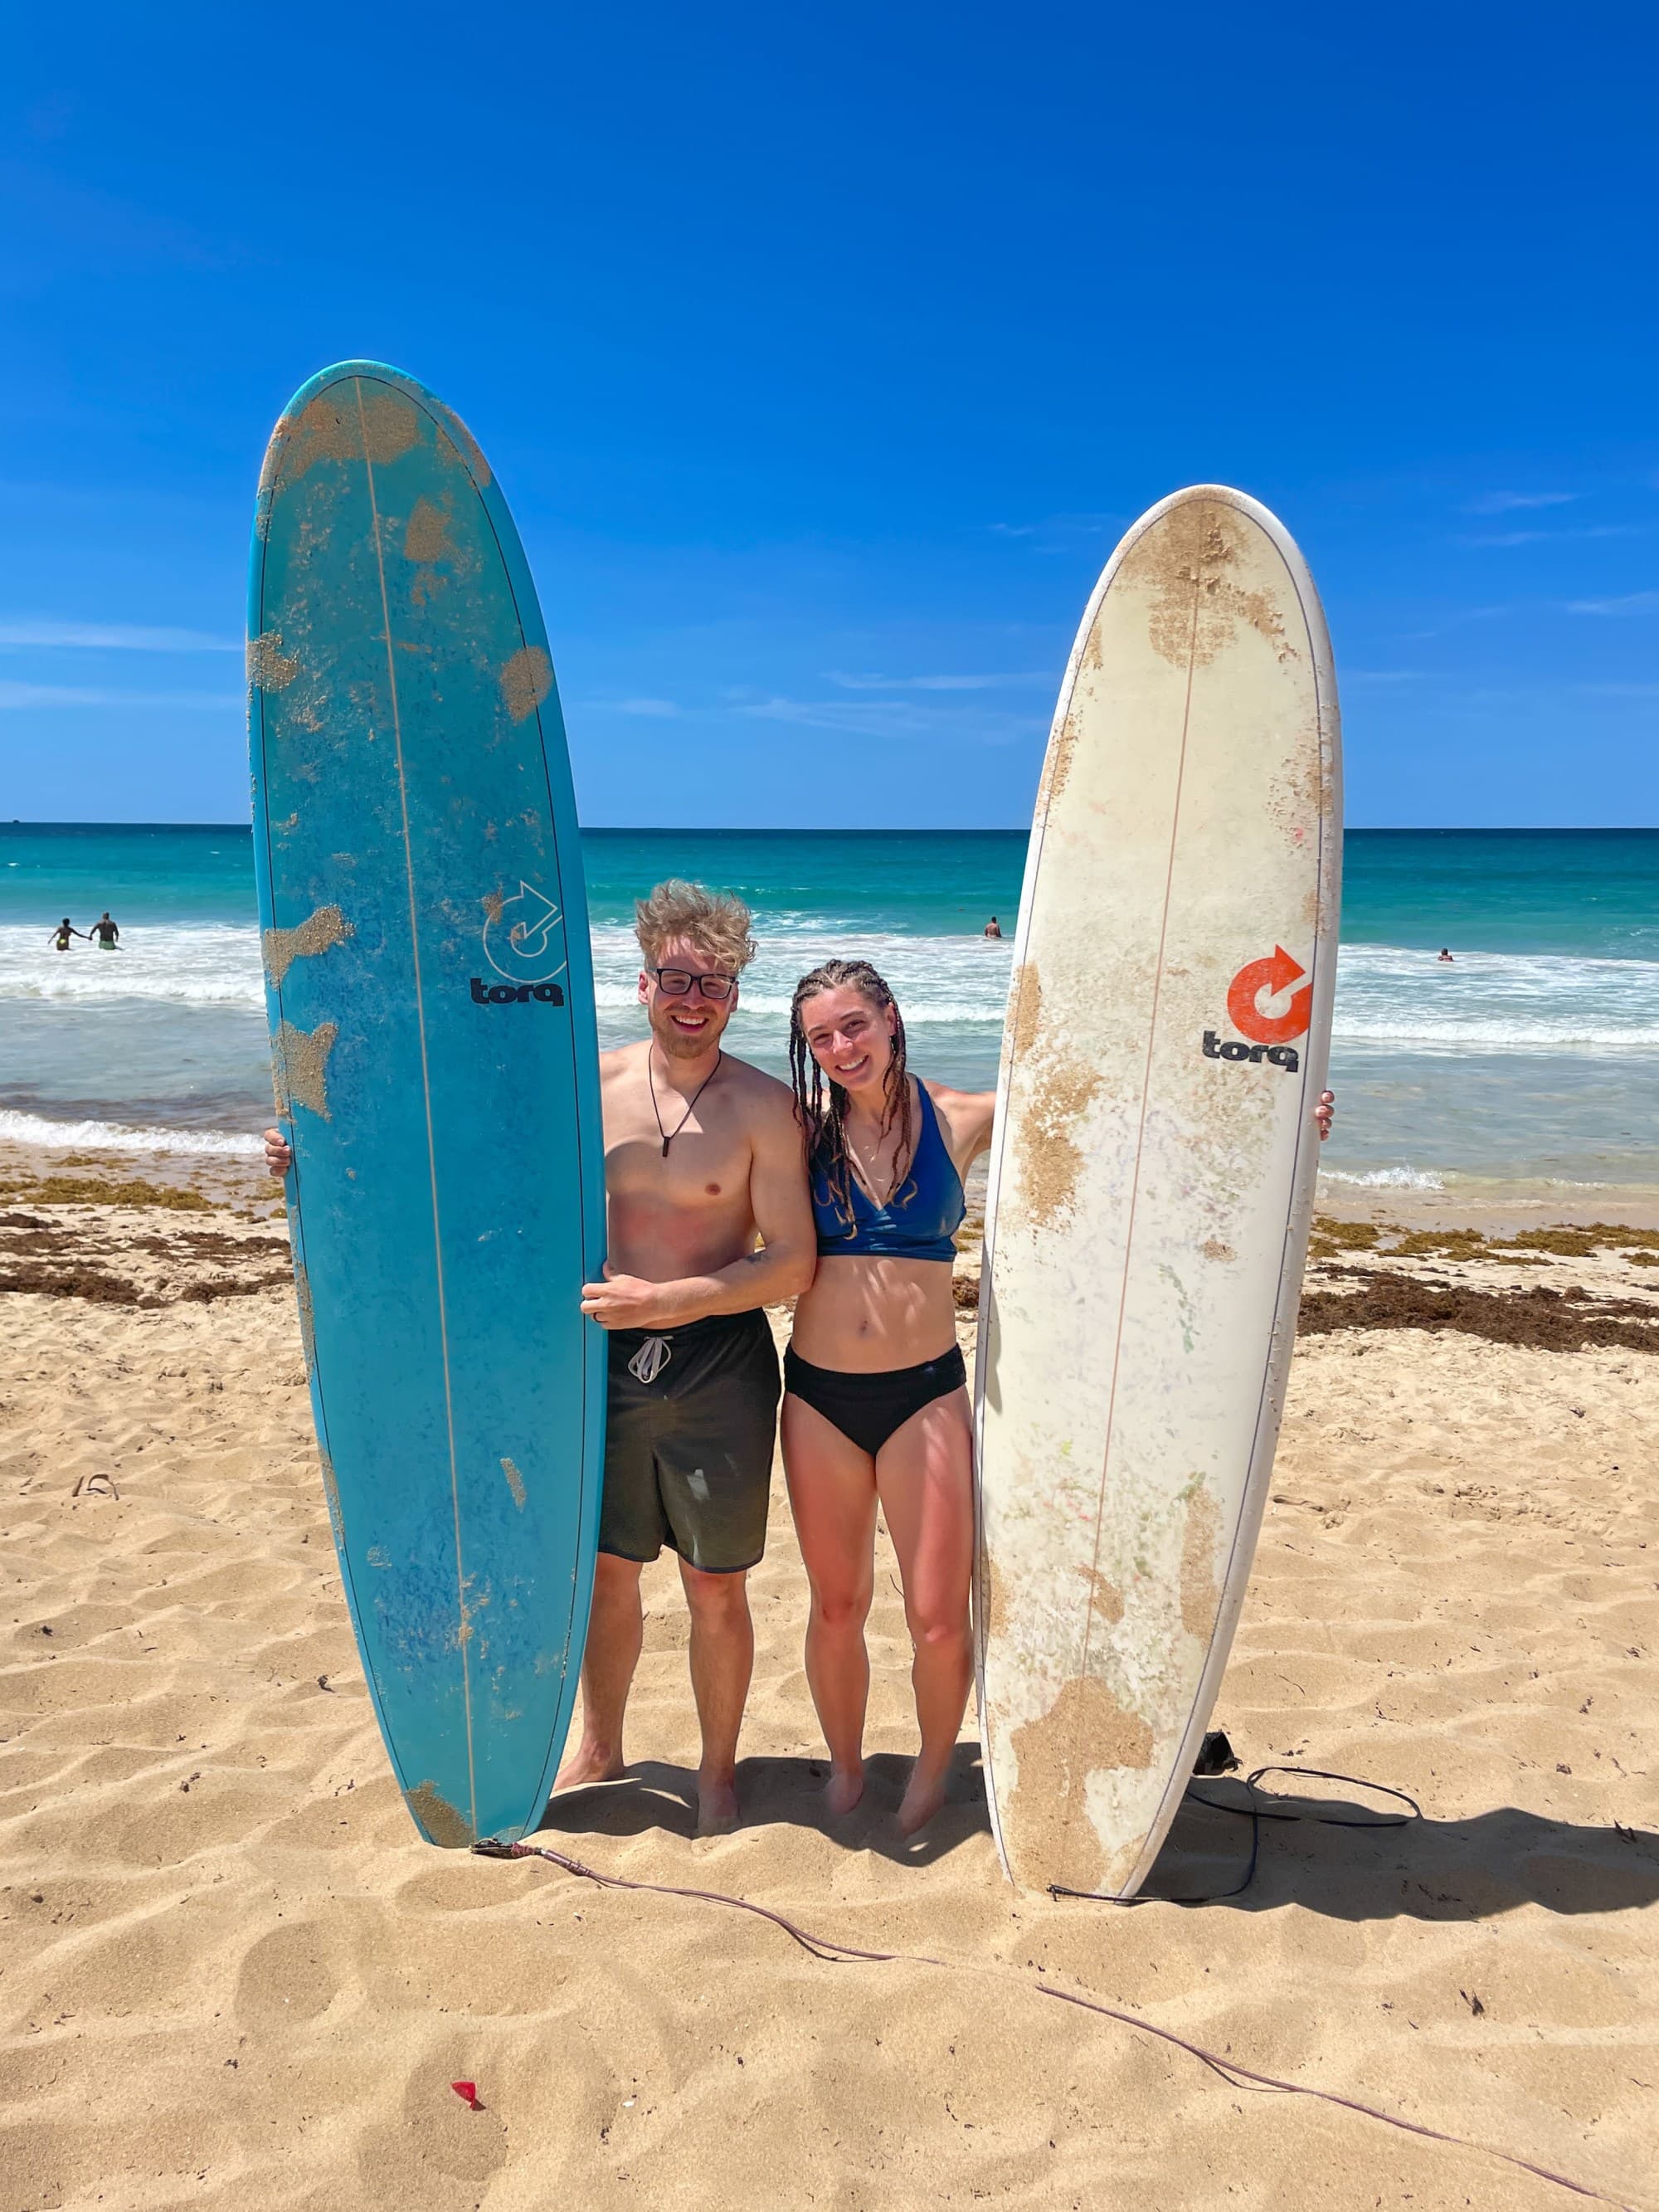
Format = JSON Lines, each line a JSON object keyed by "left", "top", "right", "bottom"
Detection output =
{"left": 650, "top": 966, "right": 737, "bottom": 1001}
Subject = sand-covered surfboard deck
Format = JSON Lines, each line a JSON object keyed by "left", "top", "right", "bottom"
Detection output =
{"left": 975, "top": 485, "right": 1342, "bottom": 1898}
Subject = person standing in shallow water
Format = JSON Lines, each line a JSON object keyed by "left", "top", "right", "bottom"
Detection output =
{"left": 89, "top": 911, "right": 121, "bottom": 951}
{"left": 48, "top": 918, "right": 86, "bottom": 952}
{"left": 781, "top": 958, "right": 1338, "bottom": 1838}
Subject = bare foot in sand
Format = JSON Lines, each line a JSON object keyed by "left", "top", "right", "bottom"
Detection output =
{"left": 554, "top": 1740, "right": 625, "bottom": 1794}
{"left": 824, "top": 1764, "right": 864, "bottom": 1817}
{"left": 695, "top": 1770, "right": 740, "bottom": 1836}
{"left": 897, "top": 1761, "right": 950, "bottom": 1837}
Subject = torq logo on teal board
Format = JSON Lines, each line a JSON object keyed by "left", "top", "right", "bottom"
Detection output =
{"left": 472, "top": 879, "right": 567, "bottom": 1007}
{"left": 470, "top": 977, "right": 565, "bottom": 1006}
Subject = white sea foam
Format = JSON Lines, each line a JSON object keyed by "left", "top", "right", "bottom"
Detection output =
{"left": 0, "top": 923, "right": 265, "bottom": 1008}
{"left": 5, "top": 921, "right": 1654, "bottom": 1073}
{"left": 1318, "top": 1165, "right": 1448, "bottom": 1191}
{"left": 588, "top": 924, "right": 1016, "bottom": 1028}
{"left": 1331, "top": 943, "right": 1659, "bottom": 1051}
{"left": 0, "top": 1109, "right": 263, "bottom": 1157}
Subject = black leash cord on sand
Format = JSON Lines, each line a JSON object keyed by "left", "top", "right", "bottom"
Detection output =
{"left": 474, "top": 1830, "right": 1638, "bottom": 2212}
{"left": 1048, "top": 1764, "right": 1425, "bottom": 1907}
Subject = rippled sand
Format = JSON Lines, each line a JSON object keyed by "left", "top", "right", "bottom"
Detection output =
{"left": 2, "top": 1164, "right": 1656, "bottom": 2211}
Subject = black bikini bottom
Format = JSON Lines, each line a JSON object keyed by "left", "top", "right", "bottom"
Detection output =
{"left": 783, "top": 1342, "right": 966, "bottom": 1459}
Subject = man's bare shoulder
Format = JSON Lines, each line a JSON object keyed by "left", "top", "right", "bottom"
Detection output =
{"left": 718, "top": 1053, "right": 799, "bottom": 1126}
{"left": 600, "top": 1040, "right": 649, "bottom": 1082}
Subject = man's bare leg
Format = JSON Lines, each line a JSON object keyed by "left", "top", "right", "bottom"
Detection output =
{"left": 556, "top": 1552, "right": 645, "bottom": 1791}
{"left": 679, "top": 1558, "right": 754, "bottom": 1835}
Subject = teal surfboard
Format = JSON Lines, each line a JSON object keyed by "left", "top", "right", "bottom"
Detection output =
{"left": 247, "top": 362, "right": 605, "bottom": 1847}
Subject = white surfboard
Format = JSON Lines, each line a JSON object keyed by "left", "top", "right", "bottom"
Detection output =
{"left": 974, "top": 486, "right": 1341, "bottom": 1899}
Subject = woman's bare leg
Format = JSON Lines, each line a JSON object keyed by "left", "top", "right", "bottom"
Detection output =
{"left": 874, "top": 1386, "right": 975, "bottom": 1836}
{"left": 781, "top": 1391, "right": 878, "bottom": 1814}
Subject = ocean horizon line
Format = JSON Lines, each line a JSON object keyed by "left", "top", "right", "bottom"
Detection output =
{"left": 7, "top": 821, "right": 1659, "bottom": 838}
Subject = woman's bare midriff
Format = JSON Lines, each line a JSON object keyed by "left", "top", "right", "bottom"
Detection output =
{"left": 790, "top": 1252, "right": 959, "bottom": 1371}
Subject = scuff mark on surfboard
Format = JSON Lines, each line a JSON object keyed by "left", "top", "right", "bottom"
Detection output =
{"left": 317, "top": 1447, "right": 343, "bottom": 1540}
{"left": 1126, "top": 501, "right": 1300, "bottom": 672}
{"left": 499, "top": 646, "right": 553, "bottom": 724}
{"left": 1079, "top": 1563, "right": 1124, "bottom": 1625}
{"left": 1005, "top": 961, "right": 1106, "bottom": 1226}
{"left": 501, "top": 1457, "right": 527, "bottom": 1511}
{"left": 403, "top": 494, "right": 455, "bottom": 566}
{"left": 435, "top": 408, "right": 493, "bottom": 490}
{"left": 276, "top": 390, "right": 420, "bottom": 484}
{"left": 247, "top": 632, "right": 300, "bottom": 691}
{"left": 1005, "top": 1677, "right": 1155, "bottom": 1893}
{"left": 264, "top": 905, "right": 353, "bottom": 987}
{"left": 1038, "top": 705, "right": 1085, "bottom": 811}
{"left": 405, "top": 1781, "right": 472, "bottom": 1849}
{"left": 1015, "top": 1050, "right": 1103, "bottom": 1230}
{"left": 293, "top": 1260, "right": 317, "bottom": 1375}
{"left": 272, "top": 1018, "right": 339, "bottom": 1120}
{"left": 1179, "top": 1480, "right": 1222, "bottom": 1639}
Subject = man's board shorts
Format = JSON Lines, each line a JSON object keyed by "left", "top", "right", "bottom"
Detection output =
{"left": 601, "top": 1308, "right": 781, "bottom": 1575}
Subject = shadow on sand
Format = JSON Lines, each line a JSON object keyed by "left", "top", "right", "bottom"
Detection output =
{"left": 534, "top": 1756, "right": 1659, "bottom": 1922}
{"left": 532, "top": 1742, "right": 992, "bottom": 1869}
{"left": 1141, "top": 1776, "right": 1659, "bottom": 1922}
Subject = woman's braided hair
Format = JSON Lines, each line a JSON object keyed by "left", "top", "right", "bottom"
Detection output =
{"left": 788, "top": 959, "right": 914, "bottom": 1232}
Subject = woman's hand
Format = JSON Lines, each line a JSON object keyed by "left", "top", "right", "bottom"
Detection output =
{"left": 1315, "top": 1089, "right": 1335, "bottom": 1142}
{"left": 263, "top": 1126, "right": 293, "bottom": 1178}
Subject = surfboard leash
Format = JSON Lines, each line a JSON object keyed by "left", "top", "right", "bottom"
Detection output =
{"left": 1046, "top": 1762, "right": 1423, "bottom": 1909}
{"left": 474, "top": 1830, "right": 1639, "bottom": 2212}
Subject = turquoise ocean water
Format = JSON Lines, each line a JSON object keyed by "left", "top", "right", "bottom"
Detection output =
{"left": 1, "top": 824, "right": 1655, "bottom": 1197}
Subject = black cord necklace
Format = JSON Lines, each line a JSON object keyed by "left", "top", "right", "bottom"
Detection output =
{"left": 649, "top": 1048, "right": 722, "bottom": 1157}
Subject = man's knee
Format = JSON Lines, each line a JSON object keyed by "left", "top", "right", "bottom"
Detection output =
{"left": 680, "top": 1562, "right": 751, "bottom": 1621}
{"left": 595, "top": 1552, "right": 644, "bottom": 1592}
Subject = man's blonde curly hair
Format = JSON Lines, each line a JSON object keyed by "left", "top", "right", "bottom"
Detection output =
{"left": 635, "top": 879, "right": 757, "bottom": 974}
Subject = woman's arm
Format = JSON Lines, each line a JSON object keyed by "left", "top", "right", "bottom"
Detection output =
{"left": 922, "top": 1080, "right": 996, "bottom": 1177}
{"left": 923, "top": 1080, "right": 1335, "bottom": 1172}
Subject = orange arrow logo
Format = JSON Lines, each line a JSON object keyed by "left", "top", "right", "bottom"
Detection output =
{"left": 1226, "top": 946, "right": 1311, "bottom": 1046}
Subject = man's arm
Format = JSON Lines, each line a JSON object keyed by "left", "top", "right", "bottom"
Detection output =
{"left": 581, "top": 1082, "right": 815, "bottom": 1328}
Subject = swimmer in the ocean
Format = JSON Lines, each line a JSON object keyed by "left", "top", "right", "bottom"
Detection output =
{"left": 48, "top": 917, "right": 87, "bottom": 952}
{"left": 89, "top": 911, "right": 123, "bottom": 951}
{"left": 1437, "top": 948, "right": 1453, "bottom": 963}
{"left": 982, "top": 916, "right": 1003, "bottom": 938}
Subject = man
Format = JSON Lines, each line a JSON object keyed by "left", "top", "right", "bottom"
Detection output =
{"left": 90, "top": 911, "right": 122, "bottom": 951}
{"left": 982, "top": 916, "right": 1002, "bottom": 938}
{"left": 262, "top": 879, "right": 812, "bottom": 1837}
{"left": 561, "top": 879, "right": 814, "bottom": 1832}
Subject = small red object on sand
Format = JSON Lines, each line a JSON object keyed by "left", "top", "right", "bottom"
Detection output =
{"left": 450, "top": 2081, "right": 481, "bottom": 2111}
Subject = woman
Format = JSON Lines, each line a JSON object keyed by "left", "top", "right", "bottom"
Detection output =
{"left": 782, "top": 958, "right": 990, "bottom": 1836}
{"left": 784, "top": 957, "right": 1335, "bottom": 1838}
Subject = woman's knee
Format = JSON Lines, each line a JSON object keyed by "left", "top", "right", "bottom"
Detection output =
{"left": 810, "top": 1581, "right": 873, "bottom": 1635}
{"left": 907, "top": 1603, "right": 971, "bottom": 1654}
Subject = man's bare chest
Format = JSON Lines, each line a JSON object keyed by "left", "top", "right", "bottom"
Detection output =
{"left": 603, "top": 1099, "right": 751, "bottom": 1205}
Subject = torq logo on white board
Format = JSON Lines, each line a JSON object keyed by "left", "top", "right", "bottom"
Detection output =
{"left": 471, "top": 880, "right": 567, "bottom": 1007}
{"left": 1201, "top": 946, "right": 1311, "bottom": 1073}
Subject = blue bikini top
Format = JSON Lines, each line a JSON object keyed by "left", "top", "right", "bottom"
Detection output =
{"left": 811, "top": 1081, "right": 966, "bottom": 1263}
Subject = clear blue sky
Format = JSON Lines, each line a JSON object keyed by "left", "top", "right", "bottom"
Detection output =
{"left": 3, "top": 4, "right": 1656, "bottom": 827}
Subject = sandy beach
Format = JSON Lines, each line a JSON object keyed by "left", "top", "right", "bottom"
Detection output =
{"left": 2, "top": 1144, "right": 1656, "bottom": 2212}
